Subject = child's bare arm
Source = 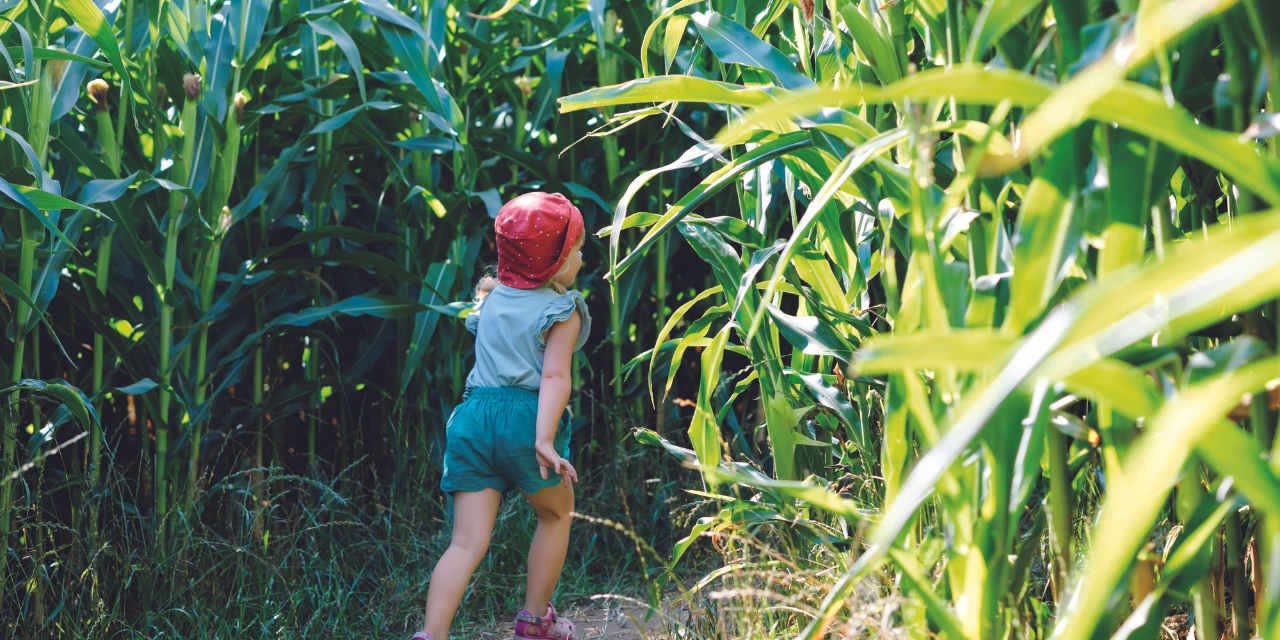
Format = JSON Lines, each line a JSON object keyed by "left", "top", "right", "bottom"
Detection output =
{"left": 535, "top": 311, "right": 581, "bottom": 485}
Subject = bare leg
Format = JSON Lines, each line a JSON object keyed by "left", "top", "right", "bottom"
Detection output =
{"left": 521, "top": 482, "right": 575, "bottom": 615}
{"left": 422, "top": 489, "right": 503, "bottom": 639}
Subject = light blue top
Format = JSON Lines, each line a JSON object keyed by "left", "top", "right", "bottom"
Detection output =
{"left": 464, "top": 284, "right": 591, "bottom": 392}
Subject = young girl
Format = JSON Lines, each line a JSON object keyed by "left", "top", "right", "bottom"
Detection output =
{"left": 412, "top": 192, "right": 590, "bottom": 640}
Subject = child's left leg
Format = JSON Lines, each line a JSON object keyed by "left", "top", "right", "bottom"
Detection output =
{"left": 422, "top": 488, "right": 503, "bottom": 640}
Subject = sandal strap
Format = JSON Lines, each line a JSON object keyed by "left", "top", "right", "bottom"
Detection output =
{"left": 514, "top": 604, "right": 574, "bottom": 639}
{"left": 552, "top": 617, "right": 575, "bottom": 637}
{"left": 545, "top": 604, "right": 573, "bottom": 639}
{"left": 516, "top": 603, "right": 559, "bottom": 624}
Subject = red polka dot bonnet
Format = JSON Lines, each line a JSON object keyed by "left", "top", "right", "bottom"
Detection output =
{"left": 494, "top": 192, "right": 585, "bottom": 289}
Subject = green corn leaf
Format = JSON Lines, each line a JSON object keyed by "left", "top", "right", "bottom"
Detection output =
{"left": 607, "top": 141, "right": 722, "bottom": 283}
{"left": 13, "top": 185, "right": 104, "bottom": 216}
{"left": 661, "top": 305, "right": 728, "bottom": 400}
{"left": 165, "top": 0, "right": 202, "bottom": 63}
{"left": 835, "top": 0, "right": 901, "bottom": 84}
{"left": 716, "top": 66, "right": 1053, "bottom": 143}
{"left": 766, "top": 392, "right": 808, "bottom": 482}
{"left": 111, "top": 379, "right": 158, "bottom": 395}
{"left": 765, "top": 304, "right": 854, "bottom": 364}
{"left": 253, "top": 227, "right": 407, "bottom": 264}
{"left": 261, "top": 251, "right": 422, "bottom": 285}
{"left": 470, "top": 0, "right": 522, "bottom": 20}
{"left": 6, "top": 46, "right": 108, "bottom": 67}
{"left": 830, "top": 219, "right": 1280, "bottom": 639}
{"left": 79, "top": 172, "right": 140, "bottom": 205}
{"left": 367, "top": 11, "right": 449, "bottom": 121}
{"left": 691, "top": 11, "right": 815, "bottom": 90}
{"left": 694, "top": 216, "right": 767, "bottom": 248}
{"left": 851, "top": 330, "right": 1016, "bottom": 374}
{"left": 689, "top": 324, "right": 732, "bottom": 477}
{"left": 639, "top": 0, "right": 704, "bottom": 77}
{"left": 664, "top": 16, "right": 688, "bottom": 73}
{"left": 24, "top": 210, "right": 84, "bottom": 343}
{"left": 1, "top": 18, "right": 33, "bottom": 79}
{"left": 800, "top": 306, "right": 1074, "bottom": 639}
{"left": 1162, "top": 493, "right": 1235, "bottom": 593}
{"left": 0, "top": 379, "right": 99, "bottom": 429}
{"left": 587, "top": 0, "right": 605, "bottom": 52}
{"left": 650, "top": 286, "right": 723, "bottom": 398}
{"left": 559, "top": 75, "right": 784, "bottom": 114}
{"left": 792, "top": 243, "right": 852, "bottom": 312}
{"left": 1052, "top": 357, "right": 1280, "bottom": 640}
{"left": 747, "top": 128, "right": 906, "bottom": 342}
{"left": 1087, "top": 82, "right": 1280, "bottom": 204}
{"left": 633, "top": 427, "right": 700, "bottom": 466}
{"left": 1054, "top": 209, "right": 1280, "bottom": 355}
{"left": 715, "top": 369, "right": 761, "bottom": 427}
{"left": 614, "top": 133, "right": 813, "bottom": 280}
{"left": 678, "top": 223, "right": 745, "bottom": 300}
{"left": 714, "top": 67, "right": 1280, "bottom": 203}
{"left": 1007, "top": 0, "right": 1243, "bottom": 176}
{"left": 0, "top": 178, "right": 75, "bottom": 248}
{"left": 0, "top": 273, "right": 73, "bottom": 365}
{"left": 889, "top": 548, "right": 967, "bottom": 640}
{"left": 359, "top": 0, "right": 430, "bottom": 39}
{"left": 228, "top": 0, "right": 271, "bottom": 61}
{"left": 1061, "top": 359, "right": 1162, "bottom": 419}
{"left": 55, "top": 0, "right": 132, "bottom": 124}
{"left": 228, "top": 142, "right": 307, "bottom": 225}
{"left": 671, "top": 513, "right": 723, "bottom": 568}
{"left": 966, "top": 0, "right": 1046, "bottom": 62}
{"left": 392, "top": 136, "right": 463, "bottom": 153}
{"left": 106, "top": 196, "right": 167, "bottom": 290}
{"left": 732, "top": 241, "right": 786, "bottom": 321}
{"left": 308, "top": 17, "right": 366, "bottom": 104}
{"left": 373, "top": 28, "right": 448, "bottom": 120}
{"left": 597, "top": 212, "right": 662, "bottom": 237}
{"left": 702, "top": 463, "right": 872, "bottom": 521}
{"left": 528, "top": 49, "right": 568, "bottom": 133}
{"left": 1111, "top": 495, "right": 1236, "bottom": 639}
{"left": 308, "top": 105, "right": 365, "bottom": 134}
{"left": 1008, "top": 133, "right": 1082, "bottom": 332}
{"left": 399, "top": 263, "right": 457, "bottom": 397}
{"left": 1195, "top": 419, "right": 1280, "bottom": 518}
{"left": 268, "top": 295, "right": 432, "bottom": 327}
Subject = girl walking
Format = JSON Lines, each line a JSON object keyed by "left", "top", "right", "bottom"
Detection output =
{"left": 413, "top": 192, "right": 590, "bottom": 640}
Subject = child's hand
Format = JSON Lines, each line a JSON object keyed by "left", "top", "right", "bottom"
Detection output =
{"left": 535, "top": 440, "right": 578, "bottom": 487}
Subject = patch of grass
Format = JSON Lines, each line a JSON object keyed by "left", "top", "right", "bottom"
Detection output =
{"left": 5, "top": 416, "right": 693, "bottom": 640}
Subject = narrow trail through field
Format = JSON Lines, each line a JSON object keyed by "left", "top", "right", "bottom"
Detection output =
{"left": 468, "top": 598, "right": 690, "bottom": 640}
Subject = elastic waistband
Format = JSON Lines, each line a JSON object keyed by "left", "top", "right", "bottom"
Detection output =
{"left": 464, "top": 386, "right": 538, "bottom": 402}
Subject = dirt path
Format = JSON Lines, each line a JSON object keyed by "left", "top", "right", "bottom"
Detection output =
{"left": 471, "top": 597, "right": 689, "bottom": 640}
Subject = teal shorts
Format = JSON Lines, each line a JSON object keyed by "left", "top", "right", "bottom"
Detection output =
{"left": 440, "top": 386, "right": 571, "bottom": 497}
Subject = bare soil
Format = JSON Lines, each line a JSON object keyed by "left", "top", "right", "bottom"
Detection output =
{"left": 470, "top": 597, "right": 690, "bottom": 640}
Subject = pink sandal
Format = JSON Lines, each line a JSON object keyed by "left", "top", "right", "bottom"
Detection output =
{"left": 514, "top": 603, "right": 575, "bottom": 639}
{"left": 409, "top": 632, "right": 434, "bottom": 640}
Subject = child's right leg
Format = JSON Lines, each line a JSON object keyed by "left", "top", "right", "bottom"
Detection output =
{"left": 422, "top": 488, "right": 502, "bottom": 640}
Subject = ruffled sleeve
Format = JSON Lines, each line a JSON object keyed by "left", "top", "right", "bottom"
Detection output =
{"left": 464, "top": 300, "right": 483, "bottom": 336}
{"left": 534, "top": 290, "right": 591, "bottom": 352}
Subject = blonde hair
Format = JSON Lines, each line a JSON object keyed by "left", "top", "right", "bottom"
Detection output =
{"left": 474, "top": 274, "right": 499, "bottom": 303}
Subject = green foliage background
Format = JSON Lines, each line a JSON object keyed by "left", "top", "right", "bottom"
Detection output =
{"left": 3, "top": 0, "right": 1280, "bottom": 637}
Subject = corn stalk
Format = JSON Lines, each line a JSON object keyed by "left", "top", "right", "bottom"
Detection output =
{"left": 156, "top": 74, "right": 201, "bottom": 546}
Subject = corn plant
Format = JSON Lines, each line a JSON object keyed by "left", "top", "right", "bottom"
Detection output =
{"left": 565, "top": 0, "right": 1280, "bottom": 637}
